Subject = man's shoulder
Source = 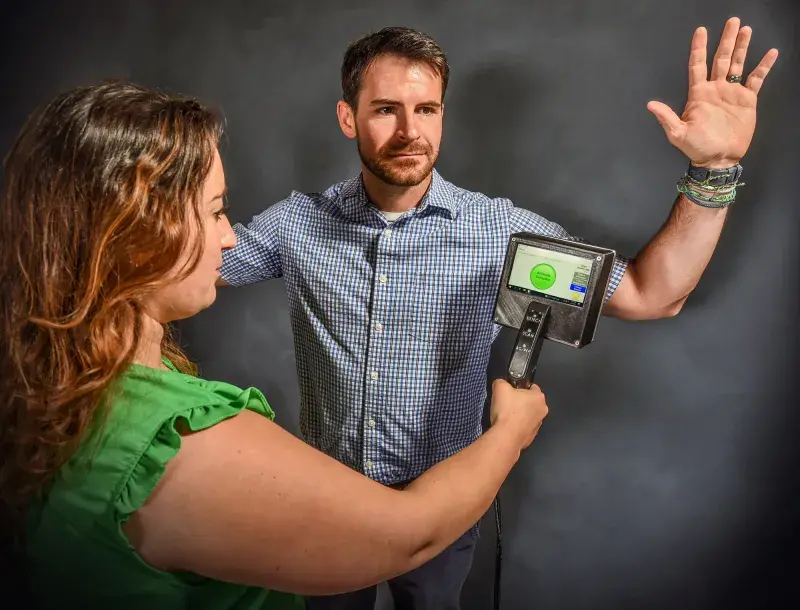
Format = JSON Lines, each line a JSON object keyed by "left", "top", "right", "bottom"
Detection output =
{"left": 268, "top": 175, "right": 360, "bottom": 214}
{"left": 439, "top": 173, "right": 561, "bottom": 223}
{"left": 435, "top": 172, "right": 514, "bottom": 218}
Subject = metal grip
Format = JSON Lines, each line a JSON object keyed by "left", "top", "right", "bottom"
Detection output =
{"left": 507, "top": 301, "right": 550, "bottom": 388}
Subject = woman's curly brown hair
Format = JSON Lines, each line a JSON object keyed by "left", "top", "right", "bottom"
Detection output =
{"left": 0, "top": 79, "right": 223, "bottom": 542}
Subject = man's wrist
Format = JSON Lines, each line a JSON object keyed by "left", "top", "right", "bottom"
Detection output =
{"left": 686, "top": 162, "right": 743, "bottom": 187}
{"left": 690, "top": 158, "right": 741, "bottom": 170}
{"left": 676, "top": 160, "right": 744, "bottom": 209}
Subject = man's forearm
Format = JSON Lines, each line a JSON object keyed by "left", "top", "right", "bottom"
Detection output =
{"left": 627, "top": 193, "right": 729, "bottom": 314}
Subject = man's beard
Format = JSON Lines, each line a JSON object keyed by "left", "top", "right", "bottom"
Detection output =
{"left": 357, "top": 137, "right": 437, "bottom": 187}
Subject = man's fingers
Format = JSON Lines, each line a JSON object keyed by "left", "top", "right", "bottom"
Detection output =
{"left": 647, "top": 101, "right": 684, "bottom": 140}
{"left": 710, "top": 17, "right": 741, "bottom": 81}
{"left": 727, "top": 26, "right": 752, "bottom": 79}
{"left": 688, "top": 26, "right": 708, "bottom": 88}
{"left": 745, "top": 48, "right": 779, "bottom": 95}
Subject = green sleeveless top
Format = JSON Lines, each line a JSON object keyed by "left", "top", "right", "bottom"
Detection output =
{"left": 25, "top": 359, "right": 305, "bottom": 610}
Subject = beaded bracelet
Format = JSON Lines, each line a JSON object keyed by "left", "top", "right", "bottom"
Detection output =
{"left": 676, "top": 173, "right": 744, "bottom": 209}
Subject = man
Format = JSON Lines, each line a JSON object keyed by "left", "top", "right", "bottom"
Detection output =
{"left": 218, "top": 18, "right": 777, "bottom": 610}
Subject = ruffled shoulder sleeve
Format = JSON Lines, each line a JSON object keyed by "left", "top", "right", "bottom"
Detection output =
{"left": 106, "top": 362, "right": 276, "bottom": 520}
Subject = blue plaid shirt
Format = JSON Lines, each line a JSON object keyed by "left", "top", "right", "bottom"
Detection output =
{"left": 221, "top": 169, "right": 629, "bottom": 485}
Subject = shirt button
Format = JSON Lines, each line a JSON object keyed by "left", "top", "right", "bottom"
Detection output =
{"left": 379, "top": 274, "right": 388, "bottom": 284}
{"left": 383, "top": 229, "right": 392, "bottom": 237}
{"left": 368, "top": 418, "right": 376, "bottom": 428}
{"left": 375, "top": 322, "right": 383, "bottom": 332}
{"left": 370, "top": 371, "right": 379, "bottom": 380}
{"left": 366, "top": 460, "right": 373, "bottom": 469}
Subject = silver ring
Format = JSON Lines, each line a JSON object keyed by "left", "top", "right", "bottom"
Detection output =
{"left": 727, "top": 74, "right": 743, "bottom": 84}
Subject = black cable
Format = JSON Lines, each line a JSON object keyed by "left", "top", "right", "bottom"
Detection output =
{"left": 493, "top": 494, "right": 502, "bottom": 610}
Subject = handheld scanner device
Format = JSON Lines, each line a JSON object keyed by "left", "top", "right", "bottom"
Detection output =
{"left": 493, "top": 233, "right": 616, "bottom": 388}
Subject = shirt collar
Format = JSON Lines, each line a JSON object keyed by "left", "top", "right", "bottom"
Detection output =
{"left": 337, "top": 168, "right": 458, "bottom": 223}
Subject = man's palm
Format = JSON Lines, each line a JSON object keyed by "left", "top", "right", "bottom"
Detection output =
{"left": 647, "top": 18, "right": 778, "bottom": 169}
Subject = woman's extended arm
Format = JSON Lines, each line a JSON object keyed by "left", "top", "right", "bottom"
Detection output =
{"left": 123, "top": 379, "right": 548, "bottom": 596}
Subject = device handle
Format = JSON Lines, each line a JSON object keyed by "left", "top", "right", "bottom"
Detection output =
{"left": 507, "top": 301, "right": 550, "bottom": 389}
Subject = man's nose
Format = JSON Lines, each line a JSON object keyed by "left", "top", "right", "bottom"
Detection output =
{"left": 396, "top": 111, "right": 420, "bottom": 141}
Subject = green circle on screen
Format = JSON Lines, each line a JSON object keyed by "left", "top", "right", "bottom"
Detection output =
{"left": 530, "top": 264, "right": 556, "bottom": 290}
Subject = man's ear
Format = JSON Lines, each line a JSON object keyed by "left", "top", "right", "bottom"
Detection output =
{"left": 336, "top": 100, "right": 357, "bottom": 139}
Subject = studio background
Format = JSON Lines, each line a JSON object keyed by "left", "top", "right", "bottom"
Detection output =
{"left": 1, "top": 0, "right": 798, "bottom": 608}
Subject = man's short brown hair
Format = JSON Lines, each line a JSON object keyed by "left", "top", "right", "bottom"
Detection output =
{"left": 341, "top": 26, "right": 449, "bottom": 110}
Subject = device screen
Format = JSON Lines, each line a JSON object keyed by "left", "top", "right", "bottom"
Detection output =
{"left": 507, "top": 243, "right": 594, "bottom": 307}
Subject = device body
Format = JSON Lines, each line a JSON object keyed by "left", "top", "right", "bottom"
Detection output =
{"left": 494, "top": 232, "right": 616, "bottom": 349}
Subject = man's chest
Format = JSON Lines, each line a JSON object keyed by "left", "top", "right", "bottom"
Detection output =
{"left": 281, "top": 213, "right": 507, "bottom": 349}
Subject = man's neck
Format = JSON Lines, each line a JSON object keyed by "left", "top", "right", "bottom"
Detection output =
{"left": 361, "top": 168, "right": 433, "bottom": 214}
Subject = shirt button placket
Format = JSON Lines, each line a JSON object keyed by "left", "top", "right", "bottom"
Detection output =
{"left": 365, "top": 227, "right": 394, "bottom": 477}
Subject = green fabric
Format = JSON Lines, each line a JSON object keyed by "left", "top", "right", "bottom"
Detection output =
{"left": 25, "top": 358, "right": 305, "bottom": 610}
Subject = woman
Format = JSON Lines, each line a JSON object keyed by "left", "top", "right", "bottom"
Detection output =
{"left": 0, "top": 80, "right": 549, "bottom": 609}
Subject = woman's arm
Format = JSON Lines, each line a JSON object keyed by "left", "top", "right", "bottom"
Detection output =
{"left": 123, "top": 380, "right": 548, "bottom": 596}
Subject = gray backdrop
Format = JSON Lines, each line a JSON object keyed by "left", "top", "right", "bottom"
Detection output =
{"left": 1, "top": 0, "right": 798, "bottom": 608}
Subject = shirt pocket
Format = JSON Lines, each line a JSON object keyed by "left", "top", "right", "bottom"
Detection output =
{"left": 407, "top": 269, "right": 484, "bottom": 351}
